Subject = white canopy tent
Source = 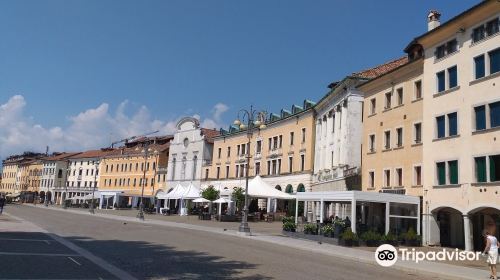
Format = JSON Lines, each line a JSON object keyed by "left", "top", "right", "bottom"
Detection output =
{"left": 247, "top": 176, "right": 295, "bottom": 199}
{"left": 192, "top": 197, "right": 210, "bottom": 203}
{"left": 201, "top": 184, "right": 232, "bottom": 196}
{"left": 179, "top": 183, "right": 201, "bottom": 216}
{"left": 213, "top": 197, "right": 233, "bottom": 216}
{"left": 82, "top": 192, "right": 100, "bottom": 200}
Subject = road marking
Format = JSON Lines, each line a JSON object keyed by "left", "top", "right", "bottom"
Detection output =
{"left": 68, "top": 256, "right": 82, "bottom": 266}
{"left": 0, "top": 252, "right": 80, "bottom": 257}
{"left": 48, "top": 233, "right": 137, "bottom": 280}
{"left": 0, "top": 238, "right": 52, "bottom": 243}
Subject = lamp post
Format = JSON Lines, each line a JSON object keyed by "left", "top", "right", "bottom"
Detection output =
{"left": 137, "top": 142, "right": 151, "bottom": 221}
{"left": 89, "top": 160, "right": 99, "bottom": 214}
{"left": 234, "top": 106, "right": 267, "bottom": 234}
{"left": 63, "top": 161, "right": 70, "bottom": 209}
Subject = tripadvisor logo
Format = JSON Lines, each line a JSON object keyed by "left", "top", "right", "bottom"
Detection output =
{"left": 375, "top": 245, "right": 482, "bottom": 267}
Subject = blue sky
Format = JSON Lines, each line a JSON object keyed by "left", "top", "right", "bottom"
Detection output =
{"left": 0, "top": 0, "right": 479, "bottom": 156}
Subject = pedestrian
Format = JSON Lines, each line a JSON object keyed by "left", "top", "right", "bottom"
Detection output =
{"left": 483, "top": 229, "right": 498, "bottom": 279}
{"left": 0, "top": 195, "right": 5, "bottom": 215}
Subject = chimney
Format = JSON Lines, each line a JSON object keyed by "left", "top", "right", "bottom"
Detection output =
{"left": 428, "top": 10, "right": 441, "bottom": 31}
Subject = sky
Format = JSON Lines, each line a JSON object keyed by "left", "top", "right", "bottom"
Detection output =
{"left": 0, "top": 0, "right": 479, "bottom": 159}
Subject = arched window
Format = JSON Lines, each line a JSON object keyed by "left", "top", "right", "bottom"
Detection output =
{"left": 171, "top": 158, "right": 176, "bottom": 180}
{"left": 275, "top": 185, "right": 282, "bottom": 191}
{"left": 285, "top": 184, "right": 293, "bottom": 193}
{"left": 181, "top": 157, "right": 187, "bottom": 180}
{"left": 192, "top": 156, "right": 198, "bottom": 180}
{"left": 297, "top": 183, "right": 305, "bottom": 192}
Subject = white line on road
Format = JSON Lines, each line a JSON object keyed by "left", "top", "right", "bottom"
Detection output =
{"left": 48, "top": 233, "right": 137, "bottom": 280}
{"left": 0, "top": 238, "right": 52, "bottom": 243}
{"left": 68, "top": 256, "right": 82, "bottom": 266}
{"left": 0, "top": 252, "right": 80, "bottom": 257}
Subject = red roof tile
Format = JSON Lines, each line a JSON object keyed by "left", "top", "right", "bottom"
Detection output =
{"left": 201, "top": 128, "right": 220, "bottom": 142}
{"left": 352, "top": 56, "right": 409, "bottom": 79}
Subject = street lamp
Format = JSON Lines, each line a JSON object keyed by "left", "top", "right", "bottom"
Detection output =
{"left": 63, "top": 160, "right": 70, "bottom": 209}
{"left": 234, "top": 105, "right": 267, "bottom": 234}
{"left": 137, "top": 142, "right": 151, "bottom": 221}
{"left": 89, "top": 160, "right": 99, "bottom": 214}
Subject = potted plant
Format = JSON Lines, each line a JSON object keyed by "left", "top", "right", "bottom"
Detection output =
{"left": 360, "top": 230, "right": 382, "bottom": 247}
{"left": 340, "top": 227, "right": 358, "bottom": 247}
{"left": 403, "top": 228, "right": 421, "bottom": 247}
{"left": 322, "top": 224, "right": 334, "bottom": 238}
{"left": 333, "top": 219, "right": 345, "bottom": 237}
{"left": 381, "top": 232, "right": 398, "bottom": 246}
{"left": 303, "top": 223, "right": 318, "bottom": 235}
{"left": 282, "top": 221, "right": 297, "bottom": 232}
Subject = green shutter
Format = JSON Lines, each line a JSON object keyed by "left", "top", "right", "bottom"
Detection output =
{"left": 437, "top": 162, "right": 446, "bottom": 185}
{"left": 490, "top": 156, "right": 497, "bottom": 182}
{"left": 475, "top": 157, "right": 487, "bottom": 183}
{"left": 449, "top": 160, "right": 458, "bottom": 184}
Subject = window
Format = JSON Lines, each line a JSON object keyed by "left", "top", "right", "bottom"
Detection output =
{"left": 490, "top": 155, "right": 500, "bottom": 182}
{"left": 486, "top": 18, "right": 499, "bottom": 37}
{"left": 473, "top": 24, "right": 486, "bottom": 42}
{"left": 448, "top": 112, "right": 458, "bottom": 136}
{"left": 395, "top": 168, "right": 403, "bottom": 187}
{"left": 368, "top": 171, "right": 374, "bottom": 189}
{"left": 414, "top": 123, "right": 422, "bottom": 144}
{"left": 255, "top": 162, "right": 260, "bottom": 176}
{"left": 236, "top": 165, "right": 240, "bottom": 178}
{"left": 448, "top": 66, "right": 457, "bottom": 88}
{"left": 491, "top": 101, "right": 500, "bottom": 128}
{"left": 218, "top": 148, "right": 221, "bottom": 159}
{"left": 384, "top": 169, "right": 391, "bottom": 187}
{"left": 414, "top": 80, "right": 422, "bottom": 99}
{"left": 171, "top": 158, "right": 176, "bottom": 180}
{"left": 414, "top": 166, "right": 422, "bottom": 186}
{"left": 475, "top": 156, "right": 487, "bottom": 183}
{"left": 227, "top": 147, "right": 231, "bottom": 157}
{"left": 290, "top": 132, "right": 294, "bottom": 145}
{"left": 489, "top": 48, "right": 500, "bottom": 75}
{"left": 448, "top": 160, "right": 458, "bottom": 184}
{"left": 205, "top": 169, "right": 209, "bottom": 180}
{"left": 192, "top": 156, "right": 197, "bottom": 180}
{"left": 474, "top": 105, "right": 486, "bottom": 130}
{"left": 300, "top": 154, "right": 305, "bottom": 171}
{"left": 216, "top": 167, "right": 220, "bottom": 179}
{"left": 396, "top": 88, "right": 403, "bottom": 106}
{"left": 370, "top": 98, "right": 376, "bottom": 114}
{"left": 474, "top": 55, "right": 485, "bottom": 79}
{"left": 436, "top": 116, "right": 446, "bottom": 138}
{"left": 369, "top": 134, "right": 375, "bottom": 152}
{"left": 436, "top": 71, "right": 445, "bottom": 93}
{"left": 384, "top": 92, "right": 391, "bottom": 109}
{"left": 267, "top": 161, "right": 271, "bottom": 175}
{"left": 256, "top": 140, "right": 262, "bottom": 154}
{"left": 384, "top": 130, "right": 391, "bottom": 149}
{"left": 332, "top": 113, "right": 336, "bottom": 133}
{"left": 435, "top": 39, "right": 457, "bottom": 59}
{"left": 301, "top": 128, "right": 306, "bottom": 143}
{"left": 268, "top": 138, "right": 272, "bottom": 150}
{"left": 436, "top": 162, "right": 446, "bottom": 185}
{"left": 279, "top": 135, "right": 283, "bottom": 148}
{"left": 436, "top": 160, "right": 459, "bottom": 185}
{"left": 288, "top": 157, "right": 293, "bottom": 173}
{"left": 396, "top": 128, "right": 403, "bottom": 147}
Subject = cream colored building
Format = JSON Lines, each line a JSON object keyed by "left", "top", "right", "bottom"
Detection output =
{"left": 203, "top": 100, "right": 316, "bottom": 213}
{"left": 405, "top": 1, "right": 500, "bottom": 251}
{"left": 360, "top": 58, "right": 423, "bottom": 199}
{"left": 1, "top": 153, "right": 45, "bottom": 202}
{"left": 98, "top": 136, "right": 172, "bottom": 209}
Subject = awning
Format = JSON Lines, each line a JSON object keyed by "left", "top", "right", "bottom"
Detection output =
{"left": 157, "top": 183, "right": 186, "bottom": 199}
{"left": 192, "top": 197, "right": 210, "bottom": 203}
{"left": 181, "top": 183, "right": 201, "bottom": 199}
{"left": 213, "top": 197, "right": 233, "bottom": 203}
{"left": 201, "top": 184, "right": 232, "bottom": 196}
{"left": 247, "top": 176, "right": 295, "bottom": 199}
{"left": 82, "top": 192, "right": 100, "bottom": 200}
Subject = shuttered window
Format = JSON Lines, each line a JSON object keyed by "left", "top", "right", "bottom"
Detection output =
{"left": 474, "top": 55, "right": 485, "bottom": 79}
{"left": 437, "top": 162, "right": 446, "bottom": 185}
{"left": 490, "top": 101, "right": 500, "bottom": 128}
{"left": 475, "top": 157, "right": 487, "bottom": 183}
{"left": 490, "top": 155, "right": 500, "bottom": 182}
{"left": 436, "top": 116, "right": 446, "bottom": 138}
{"left": 448, "top": 160, "right": 458, "bottom": 185}
{"left": 489, "top": 48, "right": 500, "bottom": 75}
{"left": 475, "top": 105, "right": 486, "bottom": 130}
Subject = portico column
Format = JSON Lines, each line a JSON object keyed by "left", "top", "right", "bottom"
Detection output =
{"left": 99, "top": 195, "right": 104, "bottom": 209}
{"left": 385, "top": 202, "right": 390, "bottom": 234}
{"left": 463, "top": 214, "right": 473, "bottom": 251}
{"left": 335, "top": 203, "right": 340, "bottom": 218}
{"left": 351, "top": 198, "right": 357, "bottom": 233}
{"left": 320, "top": 199, "right": 324, "bottom": 223}
{"left": 295, "top": 199, "right": 299, "bottom": 224}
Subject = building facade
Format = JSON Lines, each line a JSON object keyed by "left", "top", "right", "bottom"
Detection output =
{"left": 360, "top": 58, "right": 424, "bottom": 198}
{"left": 97, "top": 136, "right": 172, "bottom": 209}
{"left": 405, "top": 1, "right": 500, "bottom": 251}
{"left": 312, "top": 58, "right": 408, "bottom": 192}
{"left": 39, "top": 152, "right": 80, "bottom": 204}
{"left": 203, "top": 100, "right": 316, "bottom": 200}
{"left": 1, "top": 152, "right": 45, "bottom": 201}
{"left": 166, "top": 117, "right": 218, "bottom": 190}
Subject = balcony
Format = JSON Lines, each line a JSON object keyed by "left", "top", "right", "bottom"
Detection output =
{"left": 202, "top": 160, "right": 212, "bottom": 167}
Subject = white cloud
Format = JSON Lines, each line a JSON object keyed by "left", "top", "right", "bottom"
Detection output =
{"left": 0, "top": 95, "right": 229, "bottom": 158}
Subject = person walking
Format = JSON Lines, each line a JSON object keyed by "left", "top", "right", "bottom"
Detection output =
{"left": 483, "top": 229, "right": 498, "bottom": 279}
{"left": 0, "top": 195, "right": 6, "bottom": 215}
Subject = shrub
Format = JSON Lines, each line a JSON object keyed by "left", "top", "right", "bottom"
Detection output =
{"left": 381, "top": 232, "right": 397, "bottom": 244}
{"left": 282, "top": 216, "right": 294, "bottom": 224}
{"left": 322, "top": 224, "right": 334, "bottom": 236}
{"left": 403, "top": 227, "right": 420, "bottom": 241}
{"left": 303, "top": 223, "right": 318, "bottom": 235}
{"left": 340, "top": 227, "right": 358, "bottom": 241}
{"left": 282, "top": 221, "right": 297, "bottom": 232}
{"left": 360, "top": 230, "right": 382, "bottom": 247}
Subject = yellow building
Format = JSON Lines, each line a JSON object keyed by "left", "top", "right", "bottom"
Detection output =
{"left": 1, "top": 152, "right": 45, "bottom": 201}
{"left": 204, "top": 100, "right": 316, "bottom": 195}
{"left": 98, "top": 136, "right": 173, "bottom": 208}
{"left": 1, "top": 161, "right": 18, "bottom": 194}
{"left": 359, "top": 57, "right": 424, "bottom": 197}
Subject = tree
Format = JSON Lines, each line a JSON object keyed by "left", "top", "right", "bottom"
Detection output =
{"left": 201, "top": 185, "right": 219, "bottom": 214}
{"left": 232, "top": 187, "right": 245, "bottom": 213}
